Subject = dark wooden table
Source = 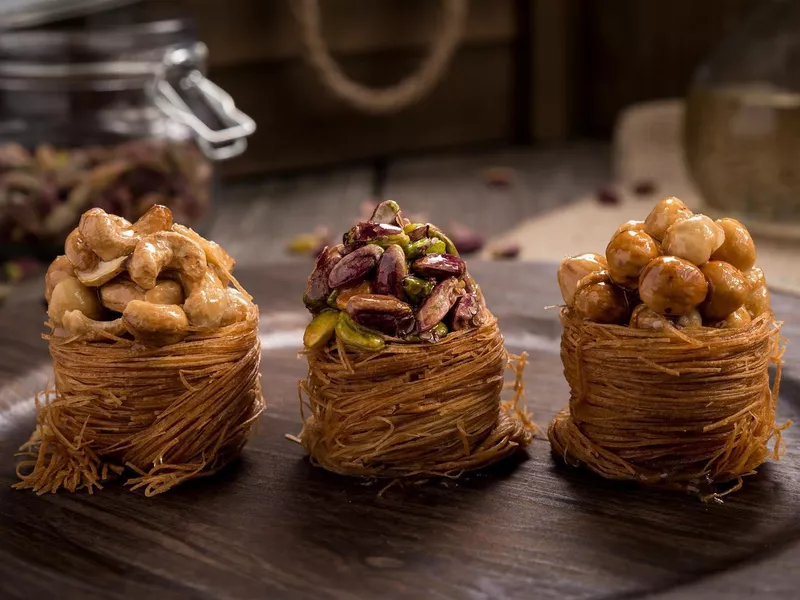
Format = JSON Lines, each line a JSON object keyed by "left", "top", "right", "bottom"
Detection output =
{"left": 1, "top": 261, "right": 799, "bottom": 600}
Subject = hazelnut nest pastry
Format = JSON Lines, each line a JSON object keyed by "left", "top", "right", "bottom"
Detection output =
{"left": 16, "top": 206, "right": 264, "bottom": 496}
{"left": 296, "top": 201, "right": 533, "bottom": 479}
{"left": 548, "top": 197, "right": 786, "bottom": 500}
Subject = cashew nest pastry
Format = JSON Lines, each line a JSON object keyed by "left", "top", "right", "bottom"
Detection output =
{"left": 295, "top": 201, "right": 534, "bottom": 480}
{"left": 549, "top": 196, "right": 788, "bottom": 501}
{"left": 16, "top": 205, "right": 264, "bottom": 496}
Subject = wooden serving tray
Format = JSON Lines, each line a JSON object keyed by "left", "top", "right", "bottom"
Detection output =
{"left": 1, "top": 262, "right": 798, "bottom": 600}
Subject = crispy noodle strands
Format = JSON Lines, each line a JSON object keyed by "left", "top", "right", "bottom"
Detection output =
{"left": 548, "top": 310, "right": 789, "bottom": 501}
{"left": 297, "top": 315, "right": 534, "bottom": 478}
{"left": 14, "top": 307, "right": 264, "bottom": 497}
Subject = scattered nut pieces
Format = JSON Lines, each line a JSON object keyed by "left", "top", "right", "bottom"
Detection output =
{"left": 489, "top": 243, "right": 521, "bottom": 260}
{"left": 0, "top": 140, "right": 211, "bottom": 252}
{"left": 632, "top": 180, "right": 657, "bottom": 196}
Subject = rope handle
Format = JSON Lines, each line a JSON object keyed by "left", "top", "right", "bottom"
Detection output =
{"left": 291, "top": 0, "right": 468, "bottom": 114}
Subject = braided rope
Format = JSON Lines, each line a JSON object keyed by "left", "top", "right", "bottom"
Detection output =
{"left": 292, "top": 0, "right": 467, "bottom": 114}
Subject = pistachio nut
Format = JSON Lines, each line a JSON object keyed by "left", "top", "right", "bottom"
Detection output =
{"left": 406, "top": 236, "right": 446, "bottom": 259}
{"left": 419, "top": 321, "right": 448, "bottom": 343}
{"left": 330, "top": 280, "right": 372, "bottom": 310}
{"left": 405, "top": 223, "right": 458, "bottom": 255}
{"left": 345, "top": 294, "right": 415, "bottom": 337}
{"left": 374, "top": 244, "right": 407, "bottom": 298}
{"left": 406, "top": 237, "right": 435, "bottom": 259}
{"left": 450, "top": 291, "right": 481, "bottom": 331}
{"left": 343, "top": 222, "right": 409, "bottom": 250}
{"left": 403, "top": 275, "right": 435, "bottom": 304}
{"left": 303, "top": 310, "right": 339, "bottom": 349}
{"left": 412, "top": 254, "right": 466, "bottom": 279}
{"left": 416, "top": 277, "right": 464, "bottom": 332}
{"left": 426, "top": 238, "right": 446, "bottom": 255}
{"left": 369, "top": 200, "right": 403, "bottom": 226}
{"left": 328, "top": 244, "right": 383, "bottom": 289}
{"left": 335, "top": 313, "right": 385, "bottom": 352}
{"left": 304, "top": 244, "right": 344, "bottom": 311}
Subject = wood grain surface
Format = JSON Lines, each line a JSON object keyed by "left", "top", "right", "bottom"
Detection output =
{"left": 1, "top": 261, "right": 799, "bottom": 600}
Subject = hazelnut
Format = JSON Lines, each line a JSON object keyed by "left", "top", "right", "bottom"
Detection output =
{"left": 710, "top": 306, "right": 752, "bottom": 329}
{"left": 629, "top": 304, "right": 669, "bottom": 331}
{"left": 638, "top": 256, "right": 708, "bottom": 316}
{"left": 745, "top": 283, "right": 771, "bottom": 318}
{"left": 675, "top": 309, "right": 703, "bottom": 329}
{"left": 699, "top": 261, "right": 749, "bottom": 321}
{"left": 573, "top": 271, "right": 629, "bottom": 324}
{"left": 661, "top": 214, "right": 725, "bottom": 266}
{"left": 613, "top": 220, "right": 646, "bottom": 237}
{"left": 743, "top": 266, "right": 766, "bottom": 290}
{"left": 605, "top": 229, "right": 660, "bottom": 289}
{"left": 644, "top": 197, "right": 692, "bottom": 241}
{"left": 557, "top": 253, "right": 608, "bottom": 307}
{"left": 710, "top": 218, "right": 756, "bottom": 272}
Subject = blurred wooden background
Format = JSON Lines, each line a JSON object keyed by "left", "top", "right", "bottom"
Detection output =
{"left": 184, "top": 0, "right": 758, "bottom": 175}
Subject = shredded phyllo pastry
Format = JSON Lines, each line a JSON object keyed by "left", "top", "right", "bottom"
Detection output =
{"left": 549, "top": 196, "right": 789, "bottom": 500}
{"left": 16, "top": 205, "right": 264, "bottom": 496}
{"left": 294, "top": 201, "right": 534, "bottom": 478}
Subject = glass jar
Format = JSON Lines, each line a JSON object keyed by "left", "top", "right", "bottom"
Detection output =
{"left": 0, "top": 2, "right": 254, "bottom": 261}
{"left": 685, "top": 0, "right": 800, "bottom": 234}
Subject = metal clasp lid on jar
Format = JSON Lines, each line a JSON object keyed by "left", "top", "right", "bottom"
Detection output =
{"left": 153, "top": 42, "right": 256, "bottom": 161}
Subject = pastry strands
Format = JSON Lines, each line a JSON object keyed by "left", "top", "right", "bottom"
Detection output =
{"left": 296, "top": 316, "right": 535, "bottom": 478}
{"left": 549, "top": 311, "right": 788, "bottom": 501}
{"left": 15, "top": 307, "right": 264, "bottom": 497}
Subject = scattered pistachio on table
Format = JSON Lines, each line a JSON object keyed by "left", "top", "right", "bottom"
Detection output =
{"left": 302, "top": 200, "right": 489, "bottom": 351}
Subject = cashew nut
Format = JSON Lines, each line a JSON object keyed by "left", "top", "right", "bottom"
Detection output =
{"left": 128, "top": 231, "right": 207, "bottom": 290}
{"left": 45, "top": 255, "right": 75, "bottom": 303}
{"left": 80, "top": 205, "right": 174, "bottom": 261}
{"left": 133, "top": 204, "right": 174, "bottom": 236}
{"left": 172, "top": 224, "right": 235, "bottom": 283}
{"left": 62, "top": 311, "right": 126, "bottom": 341}
{"left": 48, "top": 277, "right": 103, "bottom": 326}
{"left": 100, "top": 278, "right": 183, "bottom": 313}
{"left": 220, "top": 288, "right": 253, "bottom": 326}
{"left": 79, "top": 208, "right": 138, "bottom": 261}
{"left": 64, "top": 228, "right": 98, "bottom": 272}
{"left": 182, "top": 270, "right": 230, "bottom": 329}
{"left": 100, "top": 279, "right": 145, "bottom": 313}
{"left": 145, "top": 279, "right": 184, "bottom": 305}
{"left": 122, "top": 300, "right": 189, "bottom": 346}
{"left": 76, "top": 255, "right": 127, "bottom": 287}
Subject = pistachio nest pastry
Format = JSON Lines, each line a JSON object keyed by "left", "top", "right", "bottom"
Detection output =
{"left": 548, "top": 197, "right": 786, "bottom": 500}
{"left": 297, "top": 201, "right": 533, "bottom": 479}
{"left": 15, "top": 205, "right": 264, "bottom": 496}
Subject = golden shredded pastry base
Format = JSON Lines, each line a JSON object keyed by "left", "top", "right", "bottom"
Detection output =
{"left": 297, "top": 316, "right": 535, "bottom": 479}
{"left": 549, "top": 310, "right": 789, "bottom": 501}
{"left": 15, "top": 308, "right": 264, "bottom": 497}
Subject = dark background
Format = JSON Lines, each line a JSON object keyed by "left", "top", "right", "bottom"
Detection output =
{"left": 187, "top": 0, "right": 758, "bottom": 176}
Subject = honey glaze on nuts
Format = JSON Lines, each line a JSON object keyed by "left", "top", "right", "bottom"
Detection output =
{"left": 301, "top": 201, "right": 489, "bottom": 350}
{"left": 639, "top": 256, "right": 708, "bottom": 316}
{"left": 559, "top": 195, "right": 771, "bottom": 329}
{"left": 605, "top": 229, "right": 660, "bottom": 289}
{"left": 557, "top": 253, "right": 608, "bottom": 307}
{"left": 698, "top": 261, "right": 749, "bottom": 321}
{"left": 573, "top": 272, "right": 629, "bottom": 324}
{"left": 45, "top": 205, "right": 254, "bottom": 347}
